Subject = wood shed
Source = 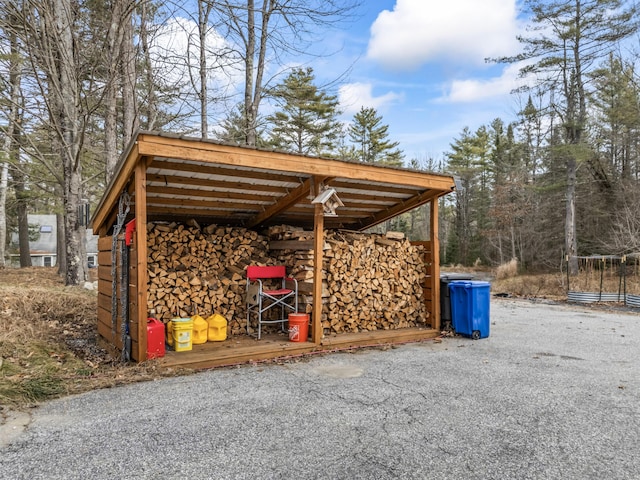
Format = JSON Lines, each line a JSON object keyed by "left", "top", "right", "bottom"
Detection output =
{"left": 91, "top": 132, "right": 456, "bottom": 367}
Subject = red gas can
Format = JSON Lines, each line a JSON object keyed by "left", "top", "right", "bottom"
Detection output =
{"left": 147, "top": 317, "right": 166, "bottom": 359}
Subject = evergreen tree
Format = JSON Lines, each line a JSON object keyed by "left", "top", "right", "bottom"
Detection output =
{"left": 266, "top": 67, "right": 342, "bottom": 156}
{"left": 591, "top": 54, "right": 640, "bottom": 183}
{"left": 348, "top": 107, "right": 403, "bottom": 166}
{"left": 216, "top": 103, "right": 267, "bottom": 147}
{"left": 493, "top": 0, "right": 639, "bottom": 274}
{"left": 446, "top": 127, "right": 477, "bottom": 265}
{"left": 446, "top": 125, "right": 498, "bottom": 265}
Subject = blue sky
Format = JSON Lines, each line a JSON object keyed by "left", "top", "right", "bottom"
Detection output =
{"left": 314, "top": 0, "right": 528, "bottom": 162}
{"left": 156, "top": 0, "right": 530, "bottom": 163}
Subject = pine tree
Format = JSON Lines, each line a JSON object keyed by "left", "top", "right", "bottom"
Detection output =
{"left": 266, "top": 67, "right": 342, "bottom": 156}
{"left": 446, "top": 127, "right": 477, "bottom": 265}
{"left": 214, "top": 1, "right": 359, "bottom": 147}
{"left": 348, "top": 107, "right": 403, "bottom": 166}
{"left": 493, "top": 0, "right": 639, "bottom": 274}
{"left": 591, "top": 54, "right": 640, "bottom": 182}
{"left": 216, "top": 103, "right": 267, "bottom": 147}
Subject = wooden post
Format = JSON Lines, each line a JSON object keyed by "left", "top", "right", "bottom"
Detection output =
{"left": 135, "top": 158, "right": 148, "bottom": 361}
{"left": 430, "top": 199, "right": 441, "bottom": 331}
{"left": 312, "top": 177, "right": 324, "bottom": 344}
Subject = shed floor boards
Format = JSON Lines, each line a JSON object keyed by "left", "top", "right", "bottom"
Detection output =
{"left": 158, "top": 326, "right": 440, "bottom": 369}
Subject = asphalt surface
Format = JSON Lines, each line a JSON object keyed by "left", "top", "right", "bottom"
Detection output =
{"left": 1, "top": 298, "right": 639, "bottom": 480}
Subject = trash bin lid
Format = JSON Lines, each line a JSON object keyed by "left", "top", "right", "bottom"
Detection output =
{"left": 440, "top": 272, "right": 475, "bottom": 281}
{"left": 449, "top": 280, "right": 491, "bottom": 288}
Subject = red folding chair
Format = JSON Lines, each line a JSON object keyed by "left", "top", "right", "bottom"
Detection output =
{"left": 246, "top": 265, "right": 298, "bottom": 339}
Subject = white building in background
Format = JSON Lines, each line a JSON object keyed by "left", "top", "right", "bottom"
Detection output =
{"left": 8, "top": 214, "right": 98, "bottom": 268}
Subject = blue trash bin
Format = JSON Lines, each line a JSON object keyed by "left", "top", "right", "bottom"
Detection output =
{"left": 448, "top": 281, "right": 490, "bottom": 339}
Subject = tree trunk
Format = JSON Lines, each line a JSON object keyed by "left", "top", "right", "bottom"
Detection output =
{"left": 10, "top": 144, "right": 31, "bottom": 266}
{"left": 139, "top": 1, "right": 158, "bottom": 130}
{"left": 104, "top": 78, "right": 118, "bottom": 181}
{"left": 198, "top": 0, "right": 211, "bottom": 138}
{"left": 122, "top": 6, "right": 138, "bottom": 144}
{"left": 56, "top": 211, "right": 66, "bottom": 275}
{"left": 51, "top": 0, "right": 86, "bottom": 285}
{"left": 0, "top": 24, "right": 22, "bottom": 268}
{"left": 14, "top": 169, "right": 31, "bottom": 268}
{"left": 244, "top": 0, "right": 256, "bottom": 146}
{"left": 0, "top": 162, "right": 7, "bottom": 267}
{"left": 104, "top": 0, "right": 126, "bottom": 180}
{"left": 566, "top": 156, "right": 578, "bottom": 274}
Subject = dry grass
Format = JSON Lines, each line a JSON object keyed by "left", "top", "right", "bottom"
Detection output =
{"left": 0, "top": 268, "right": 184, "bottom": 410}
{"left": 491, "top": 273, "right": 567, "bottom": 300}
{"left": 490, "top": 267, "right": 640, "bottom": 299}
{"left": 495, "top": 258, "right": 518, "bottom": 280}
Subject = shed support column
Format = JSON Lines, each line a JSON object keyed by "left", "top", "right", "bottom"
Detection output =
{"left": 135, "top": 160, "right": 148, "bottom": 361}
{"left": 430, "top": 199, "right": 440, "bottom": 331}
{"left": 312, "top": 177, "right": 324, "bottom": 344}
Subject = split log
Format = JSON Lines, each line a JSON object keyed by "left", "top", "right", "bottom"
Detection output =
{"left": 271, "top": 228, "right": 429, "bottom": 336}
{"left": 146, "top": 223, "right": 274, "bottom": 333}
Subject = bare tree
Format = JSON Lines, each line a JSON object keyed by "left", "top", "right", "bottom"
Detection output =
{"left": 14, "top": 0, "right": 89, "bottom": 284}
{"left": 603, "top": 185, "right": 640, "bottom": 253}
{"left": 215, "top": 0, "right": 360, "bottom": 146}
{"left": 104, "top": 0, "right": 139, "bottom": 180}
{"left": 139, "top": 0, "right": 158, "bottom": 131}
{"left": 0, "top": 16, "right": 22, "bottom": 267}
{"left": 198, "top": 0, "right": 214, "bottom": 138}
{"left": 122, "top": 5, "right": 138, "bottom": 145}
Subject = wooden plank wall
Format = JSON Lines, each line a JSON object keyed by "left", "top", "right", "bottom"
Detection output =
{"left": 97, "top": 236, "right": 120, "bottom": 358}
{"left": 129, "top": 245, "right": 140, "bottom": 361}
{"left": 411, "top": 241, "right": 434, "bottom": 327}
{"left": 97, "top": 234, "right": 141, "bottom": 361}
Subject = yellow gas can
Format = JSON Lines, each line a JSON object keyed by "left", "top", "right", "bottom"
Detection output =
{"left": 206, "top": 313, "right": 228, "bottom": 341}
{"left": 191, "top": 314, "right": 208, "bottom": 344}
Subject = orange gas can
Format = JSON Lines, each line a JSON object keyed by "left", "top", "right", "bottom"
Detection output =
{"left": 147, "top": 318, "right": 165, "bottom": 359}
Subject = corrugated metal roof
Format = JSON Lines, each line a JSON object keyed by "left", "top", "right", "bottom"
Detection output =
{"left": 92, "top": 132, "right": 456, "bottom": 233}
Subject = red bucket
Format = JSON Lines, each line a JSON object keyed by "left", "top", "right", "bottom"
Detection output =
{"left": 288, "top": 313, "right": 309, "bottom": 342}
{"left": 147, "top": 318, "right": 166, "bottom": 359}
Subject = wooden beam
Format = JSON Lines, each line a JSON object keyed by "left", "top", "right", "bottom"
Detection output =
{"left": 430, "top": 199, "right": 440, "bottom": 331}
{"left": 150, "top": 159, "right": 303, "bottom": 184}
{"left": 269, "top": 240, "right": 315, "bottom": 250}
{"left": 135, "top": 160, "right": 148, "bottom": 362}
{"left": 146, "top": 185, "right": 277, "bottom": 203}
{"left": 146, "top": 173, "right": 288, "bottom": 194}
{"left": 146, "top": 196, "right": 270, "bottom": 210}
{"left": 92, "top": 142, "right": 139, "bottom": 233}
{"left": 330, "top": 180, "right": 421, "bottom": 195}
{"left": 146, "top": 205, "right": 254, "bottom": 218}
{"left": 137, "top": 134, "right": 456, "bottom": 190}
{"left": 354, "top": 188, "right": 443, "bottom": 231}
{"left": 157, "top": 327, "right": 439, "bottom": 369}
{"left": 312, "top": 176, "right": 325, "bottom": 344}
{"left": 245, "top": 178, "right": 312, "bottom": 228}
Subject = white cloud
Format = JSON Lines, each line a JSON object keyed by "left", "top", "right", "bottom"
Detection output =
{"left": 151, "top": 17, "right": 242, "bottom": 92}
{"left": 438, "top": 62, "right": 531, "bottom": 103}
{"left": 367, "top": 0, "right": 521, "bottom": 70}
{"left": 338, "top": 82, "right": 403, "bottom": 115}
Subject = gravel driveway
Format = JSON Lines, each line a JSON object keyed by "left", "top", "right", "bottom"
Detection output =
{"left": 1, "top": 298, "right": 639, "bottom": 480}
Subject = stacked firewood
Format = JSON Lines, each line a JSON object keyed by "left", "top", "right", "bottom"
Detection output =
{"left": 269, "top": 227, "right": 429, "bottom": 335}
{"left": 146, "top": 222, "right": 273, "bottom": 335}
{"left": 267, "top": 226, "right": 327, "bottom": 316}
{"left": 146, "top": 222, "right": 427, "bottom": 338}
